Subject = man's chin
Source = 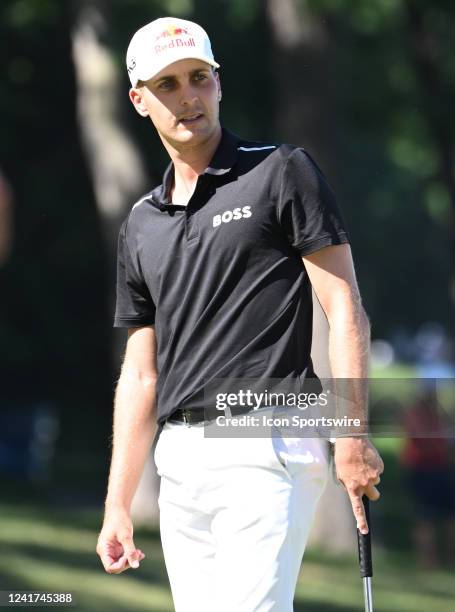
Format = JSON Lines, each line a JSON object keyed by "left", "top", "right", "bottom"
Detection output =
{"left": 173, "top": 124, "right": 216, "bottom": 146}
{"left": 177, "top": 123, "right": 208, "bottom": 138}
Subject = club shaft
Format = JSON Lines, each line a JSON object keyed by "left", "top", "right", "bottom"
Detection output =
{"left": 363, "top": 577, "right": 373, "bottom": 612}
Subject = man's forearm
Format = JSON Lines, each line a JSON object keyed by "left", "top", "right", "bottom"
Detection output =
{"left": 327, "top": 296, "right": 371, "bottom": 430}
{"left": 105, "top": 369, "right": 158, "bottom": 513}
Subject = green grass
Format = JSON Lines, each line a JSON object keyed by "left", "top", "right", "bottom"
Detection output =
{"left": 0, "top": 504, "right": 173, "bottom": 612}
{"left": 0, "top": 502, "right": 454, "bottom": 612}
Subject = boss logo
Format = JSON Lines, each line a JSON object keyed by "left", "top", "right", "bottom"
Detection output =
{"left": 213, "top": 206, "right": 252, "bottom": 228}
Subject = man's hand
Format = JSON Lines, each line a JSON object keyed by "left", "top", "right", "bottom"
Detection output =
{"left": 96, "top": 508, "right": 145, "bottom": 574}
{"left": 334, "top": 437, "right": 384, "bottom": 535}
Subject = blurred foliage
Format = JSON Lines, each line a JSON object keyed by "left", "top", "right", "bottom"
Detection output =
{"left": 0, "top": 0, "right": 111, "bottom": 401}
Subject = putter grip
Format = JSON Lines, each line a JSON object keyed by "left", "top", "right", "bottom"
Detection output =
{"left": 357, "top": 496, "right": 373, "bottom": 578}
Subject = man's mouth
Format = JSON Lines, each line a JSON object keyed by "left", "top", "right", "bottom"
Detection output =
{"left": 179, "top": 113, "right": 204, "bottom": 125}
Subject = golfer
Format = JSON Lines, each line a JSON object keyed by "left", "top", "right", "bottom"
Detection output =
{"left": 96, "top": 16, "right": 384, "bottom": 611}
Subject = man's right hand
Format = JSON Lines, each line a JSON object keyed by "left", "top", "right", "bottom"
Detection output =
{"left": 96, "top": 508, "right": 145, "bottom": 574}
{"left": 334, "top": 437, "right": 384, "bottom": 534}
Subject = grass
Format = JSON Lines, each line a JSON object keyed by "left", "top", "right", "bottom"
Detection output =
{"left": 0, "top": 502, "right": 454, "bottom": 612}
{"left": 296, "top": 548, "right": 455, "bottom": 612}
{"left": 0, "top": 503, "right": 172, "bottom": 612}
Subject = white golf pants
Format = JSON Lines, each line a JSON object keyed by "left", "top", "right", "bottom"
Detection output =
{"left": 154, "top": 418, "right": 330, "bottom": 612}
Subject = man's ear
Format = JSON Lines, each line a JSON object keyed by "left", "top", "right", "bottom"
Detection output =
{"left": 129, "top": 87, "right": 149, "bottom": 117}
{"left": 215, "top": 72, "right": 222, "bottom": 101}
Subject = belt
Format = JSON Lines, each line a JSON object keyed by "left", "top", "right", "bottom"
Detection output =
{"left": 167, "top": 406, "right": 257, "bottom": 425}
{"left": 167, "top": 408, "right": 212, "bottom": 425}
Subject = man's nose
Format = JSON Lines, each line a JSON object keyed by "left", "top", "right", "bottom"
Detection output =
{"left": 179, "top": 82, "right": 198, "bottom": 105}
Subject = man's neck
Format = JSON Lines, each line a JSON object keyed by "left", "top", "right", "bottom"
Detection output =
{"left": 162, "top": 125, "right": 222, "bottom": 205}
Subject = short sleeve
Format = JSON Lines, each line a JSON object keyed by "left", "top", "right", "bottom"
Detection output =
{"left": 277, "top": 148, "right": 350, "bottom": 255}
{"left": 113, "top": 219, "right": 156, "bottom": 328}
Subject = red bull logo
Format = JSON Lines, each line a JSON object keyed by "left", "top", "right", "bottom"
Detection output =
{"left": 155, "top": 25, "right": 191, "bottom": 41}
{"left": 154, "top": 24, "right": 196, "bottom": 55}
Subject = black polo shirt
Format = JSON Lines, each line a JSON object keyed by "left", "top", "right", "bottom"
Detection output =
{"left": 114, "top": 127, "right": 350, "bottom": 424}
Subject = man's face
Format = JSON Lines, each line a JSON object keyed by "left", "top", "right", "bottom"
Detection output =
{"left": 130, "top": 58, "right": 221, "bottom": 149}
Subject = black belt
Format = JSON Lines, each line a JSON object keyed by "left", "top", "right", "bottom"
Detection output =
{"left": 167, "top": 408, "right": 212, "bottom": 425}
{"left": 167, "top": 407, "right": 256, "bottom": 425}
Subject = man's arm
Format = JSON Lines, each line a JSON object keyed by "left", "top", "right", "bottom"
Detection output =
{"left": 96, "top": 325, "right": 158, "bottom": 573}
{"left": 302, "top": 243, "right": 384, "bottom": 534}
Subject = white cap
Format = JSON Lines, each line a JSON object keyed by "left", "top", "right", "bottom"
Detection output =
{"left": 126, "top": 17, "right": 220, "bottom": 87}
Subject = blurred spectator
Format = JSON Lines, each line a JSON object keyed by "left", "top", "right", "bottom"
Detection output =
{"left": 415, "top": 322, "right": 453, "bottom": 367}
{"left": 391, "top": 323, "right": 454, "bottom": 366}
{"left": 0, "top": 169, "right": 13, "bottom": 266}
{"left": 401, "top": 388, "right": 455, "bottom": 569}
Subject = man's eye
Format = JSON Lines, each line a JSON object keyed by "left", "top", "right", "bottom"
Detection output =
{"left": 158, "top": 80, "right": 174, "bottom": 90}
{"left": 194, "top": 73, "right": 207, "bottom": 82}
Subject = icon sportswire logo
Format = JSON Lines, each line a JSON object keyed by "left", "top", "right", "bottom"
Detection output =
{"left": 212, "top": 206, "right": 252, "bottom": 228}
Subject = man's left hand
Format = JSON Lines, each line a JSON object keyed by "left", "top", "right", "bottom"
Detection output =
{"left": 334, "top": 437, "right": 384, "bottom": 534}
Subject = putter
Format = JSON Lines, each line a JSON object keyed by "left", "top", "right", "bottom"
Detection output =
{"left": 357, "top": 495, "right": 374, "bottom": 612}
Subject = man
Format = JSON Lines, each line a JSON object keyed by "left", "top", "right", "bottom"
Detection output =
{"left": 96, "top": 16, "right": 384, "bottom": 611}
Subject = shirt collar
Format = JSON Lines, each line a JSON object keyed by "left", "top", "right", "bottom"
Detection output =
{"left": 156, "top": 126, "right": 241, "bottom": 207}
{"left": 205, "top": 126, "right": 241, "bottom": 175}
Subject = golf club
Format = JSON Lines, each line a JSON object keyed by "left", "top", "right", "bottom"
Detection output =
{"left": 357, "top": 495, "right": 374, "bottom": 612}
